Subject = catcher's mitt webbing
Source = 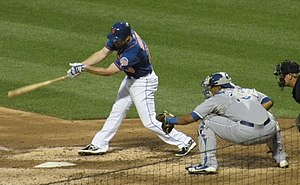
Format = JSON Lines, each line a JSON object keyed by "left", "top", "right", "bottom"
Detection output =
{"left": 156, "top": 111, "right": 176, "bottom": 134}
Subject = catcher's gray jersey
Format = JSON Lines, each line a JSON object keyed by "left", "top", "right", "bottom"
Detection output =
{"left": 193, "top": 87, "right": 270, "bottom": 124}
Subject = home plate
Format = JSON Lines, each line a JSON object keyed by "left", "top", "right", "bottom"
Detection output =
{"left": 34, "top": 162, "right": 76, "bottom": 168}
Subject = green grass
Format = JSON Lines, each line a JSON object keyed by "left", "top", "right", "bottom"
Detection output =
{"left": 1, "top": 0, "right": 299, "bottom": 119}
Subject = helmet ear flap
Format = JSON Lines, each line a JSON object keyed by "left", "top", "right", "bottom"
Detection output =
{"left": 208, "top": 77, "right": 217, "bottom": 89}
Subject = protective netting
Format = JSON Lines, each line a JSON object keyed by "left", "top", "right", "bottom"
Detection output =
{"left": 43, "top": 125, "right": 299, "bottom": 185}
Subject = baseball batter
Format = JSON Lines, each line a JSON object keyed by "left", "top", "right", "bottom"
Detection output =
{"left": 67, "top": 21, "right": 196, "bottom": 156}
{"left": 162, "top": 72, "right": 289, "bottom": 174}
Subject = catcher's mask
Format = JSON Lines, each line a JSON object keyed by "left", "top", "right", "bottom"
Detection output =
{"left": 201, "top": 72, "right": 234, "bottom": 99}
{"left": 274, "top": 59, "right": 300, "bottom": 89}
{"left": 107, "top": 22, "right": 132, "bottom": 43}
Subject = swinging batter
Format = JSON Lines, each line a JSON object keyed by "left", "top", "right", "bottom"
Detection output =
{"left": 67, "top": 21, "right": 196, "bottom": 156}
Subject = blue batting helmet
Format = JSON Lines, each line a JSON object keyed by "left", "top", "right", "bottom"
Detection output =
{"left": 107, "top": 22, "right": 132, "bottom": 42}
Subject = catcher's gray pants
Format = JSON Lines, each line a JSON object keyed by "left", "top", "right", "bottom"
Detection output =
{"left": 198, "top": 112, "right": 288, "bottom": 169}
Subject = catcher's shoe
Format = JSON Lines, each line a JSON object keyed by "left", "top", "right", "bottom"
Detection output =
{"left": 175, "top": 139, "right": 196, "bottom": 157}
{"left": 185, "top": 163, "right": 200, "bottom": 170}
{"left": 186, "top": 164, "right": 217, "bottom": 174}
{"left": 78, "top": 144, "right": 106, "bottom": 156}
{"left": 278, "top": 160, "right": 289, "bottom": 168}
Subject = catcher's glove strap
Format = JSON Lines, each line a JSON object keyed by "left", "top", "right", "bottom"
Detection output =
{"left": 240, "top": 118, "right": 270, "bottom": 127}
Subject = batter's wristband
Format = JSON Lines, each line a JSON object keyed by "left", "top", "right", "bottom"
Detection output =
{"left": 166, "top": 117, "right": 178, "bottom": 125}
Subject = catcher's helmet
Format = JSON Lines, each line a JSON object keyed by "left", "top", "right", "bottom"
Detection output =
{"left": 107, "top": 22, "right": 132, "bottom": 43}
{"left": 201, "top": 72, "right": 234, "bottom": 98}
{"left": 274, "top": 59, "right": 300, "bottom": 88}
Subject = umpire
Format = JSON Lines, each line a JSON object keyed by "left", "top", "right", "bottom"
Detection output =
{"left": 274, "top": 59, "right": 300, "bottom": 131}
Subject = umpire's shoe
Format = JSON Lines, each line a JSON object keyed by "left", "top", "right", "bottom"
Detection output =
{"left": 175, "top": 139, "right": 196, "bottom": 157}
{"left": 78, "top": 144, "right": 106, "bottom": 156}
{"left": 186, "top": 164, "right": 217, "bottom": 174}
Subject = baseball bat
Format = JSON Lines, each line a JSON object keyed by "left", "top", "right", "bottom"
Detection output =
{"left": 8, "top": 75, "right": 68, "bottom": 98}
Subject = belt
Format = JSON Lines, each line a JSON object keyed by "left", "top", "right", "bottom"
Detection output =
{"left": 127, "top": 70, "right": 152, "bottom": 79}
{"left": 240, "top": 118, "right": 270, "bottom": 127}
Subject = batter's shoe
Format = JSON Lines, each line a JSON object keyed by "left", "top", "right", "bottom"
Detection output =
{"left": 186, "top": 164, "right": 217, "bottom": 174}
{"left": 278, "top": 160, "right": 289, "bottom": 168}
{"left": 78, "top": 144, "right": 106, "bottom": 156}
{"left": 175, "top": 139, "right": 196, "bottom": 157}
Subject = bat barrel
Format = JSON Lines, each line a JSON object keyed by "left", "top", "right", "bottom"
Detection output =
{"left": 8, "top": 76, "right": 68, "bottom": 98}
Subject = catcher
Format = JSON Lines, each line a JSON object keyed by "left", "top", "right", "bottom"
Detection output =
{"left": 158, "top": 72, "right": 289, "bottom": 174}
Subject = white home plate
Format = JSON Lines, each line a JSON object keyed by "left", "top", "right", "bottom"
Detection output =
{"left": 0, "top": 146, "right": 11, "bottom": 151}
{"left": 34, "top": 162, "right": 76, "bottom": 168}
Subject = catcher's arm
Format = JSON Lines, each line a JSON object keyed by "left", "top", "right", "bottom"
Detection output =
{"left": 156, "top": 111, "right": 197, "bottom": 134}
{"left": 166, "top": 114, "right": 196, "bottom": 125}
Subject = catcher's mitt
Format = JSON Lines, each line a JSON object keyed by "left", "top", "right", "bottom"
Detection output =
{"left": 156, "top": 111, "right": 175, "bottom": 134}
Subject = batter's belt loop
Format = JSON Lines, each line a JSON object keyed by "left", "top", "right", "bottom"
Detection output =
{"left": 240, "top": 118, "right": 270, "bottom": 127}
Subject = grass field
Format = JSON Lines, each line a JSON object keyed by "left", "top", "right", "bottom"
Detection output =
{"left": 1, "top": 0, "right": 299, "bottom": 119}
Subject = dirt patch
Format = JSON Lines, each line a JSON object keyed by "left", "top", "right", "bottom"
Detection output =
{"left": 0, "top": 107, "right": 299, "bottom": 185}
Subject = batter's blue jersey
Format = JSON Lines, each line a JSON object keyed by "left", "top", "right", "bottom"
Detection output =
{"left": 105, "top": 31, "right": 152, "bottom": 79}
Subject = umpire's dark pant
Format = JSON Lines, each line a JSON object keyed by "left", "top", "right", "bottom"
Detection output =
{"left": 296, "top": 113, "right": 300, "bottom": 132}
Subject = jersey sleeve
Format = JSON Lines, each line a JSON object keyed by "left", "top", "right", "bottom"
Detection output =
{"left": 193, "top": 98, "right": 220, "bottom": 119}
{"left": 256, "top": 90, "right": 272, "bottom": 104}
{"left": 190, "top": 111, "right": 202, "bottom": 121}
{"left": 242, "top": 88, "right": 272, "bottom": 104}
{"left": 114, "top": 53, "right": 136, "bottom": 71}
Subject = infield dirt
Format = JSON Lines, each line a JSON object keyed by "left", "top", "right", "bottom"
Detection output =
{"left": 0, "top": 107, "right": 299, "bottom": 185}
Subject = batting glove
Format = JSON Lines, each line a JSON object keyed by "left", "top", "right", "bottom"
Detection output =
{"left": 67, "top": 63, "right": 85, "bottom": 78}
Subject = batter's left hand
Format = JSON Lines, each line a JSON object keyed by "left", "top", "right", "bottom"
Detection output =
{"left": 67, "top": 63, "right": 85, "bottom": 78}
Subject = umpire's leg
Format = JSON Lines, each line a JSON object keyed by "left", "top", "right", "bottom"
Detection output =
{"left": 296, "top": 113, "right": 300, "bottom": 132}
